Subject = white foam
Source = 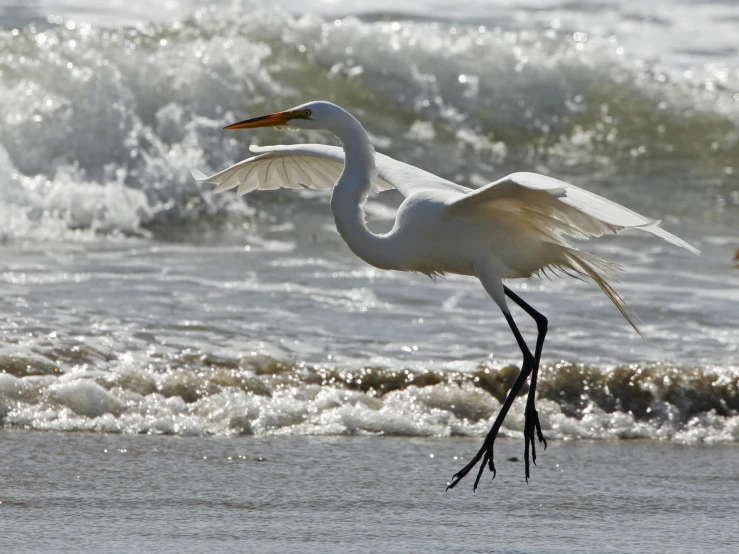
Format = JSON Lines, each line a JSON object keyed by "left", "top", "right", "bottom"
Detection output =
{"left": 1, "top": 366, "right": 737, "bottom": 443}
{"left": 0, "top": 374, "right": 27, "bottom": 400}
{"left": 0, "top": 1, "right": 735, "bottom": 241}
{"left": 49, "top": 379, "right": 125, "bottom": 418}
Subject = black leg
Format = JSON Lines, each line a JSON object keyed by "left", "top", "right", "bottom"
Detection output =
{"left": 447, "top": 288, "right": 549, "bottom": 491}
{"left": 447, "top": 310, "right": 535, "bottom": 491}
{"left": 505, "top": 286, "right": 548, "bottom": 480}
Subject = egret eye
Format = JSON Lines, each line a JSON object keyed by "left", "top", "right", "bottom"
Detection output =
{"left": 304, "top": 109, "right": 312, "bottom": 117}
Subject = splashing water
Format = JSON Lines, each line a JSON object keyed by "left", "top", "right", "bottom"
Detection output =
{"left": 0, "top": 0, "right": 737, "bottom": 441}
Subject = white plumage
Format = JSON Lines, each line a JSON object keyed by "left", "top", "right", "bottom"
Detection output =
{"left": 193, "top": 101, "right": 699, "bottom": 490}
{"left": 195, "top": 145, "right": 696, "bottom": 254}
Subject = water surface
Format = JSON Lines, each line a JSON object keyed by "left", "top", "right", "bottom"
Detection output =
{"left": 2, "top": 431, "right": 738, "bottom": 553}
{"left": 0, "top": 0, "right": 737, "bottom": 527}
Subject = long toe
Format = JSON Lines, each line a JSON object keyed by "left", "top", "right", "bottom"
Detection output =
{"left": 447, "top": 441, "right": 488, "bottom": 490}
{"left": 535, "top": 412, "right": 548, "bottom": 449}
{"left": 486, "top": 441, "right": 497, "bottom": 480}
{"left": 448, "top": 433, "right": 499, "bottom": 490}
{"left": 473, "top": 452, "right": 489, "bottom": 491}
{"left": 524, "top": 409, "right": 540, "bottom": 481}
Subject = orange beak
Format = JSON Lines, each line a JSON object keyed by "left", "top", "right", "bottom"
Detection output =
{"left": 223, "top": 111, "right": 292, "bottom": 130}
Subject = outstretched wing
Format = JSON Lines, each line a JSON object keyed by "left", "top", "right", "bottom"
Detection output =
{"left": 448, "top": 172, "right": 699, "bottom": 254}
{"left": 192, "top": 144, "right": 470, "bottom": 198}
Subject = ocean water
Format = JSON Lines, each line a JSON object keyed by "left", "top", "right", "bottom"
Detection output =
{"left": 2, "top": 431, "right": 738, "bottom": 553}
{"left": 0, "top": 0, "right": 737, "bottom": 549}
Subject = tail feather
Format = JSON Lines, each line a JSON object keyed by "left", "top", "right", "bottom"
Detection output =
{"left": 559, "top": 247, "right": 647, "bottom": 340}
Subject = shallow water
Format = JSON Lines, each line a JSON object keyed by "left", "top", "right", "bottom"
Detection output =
{"left": 1, "top": 2, "right": 738, "bottom": 551}
{"left": 1, "top": 238, "right": 738, "bottom": 442}
{"left": 2, "top": 431, "right": 738, "bottom": 553}
{"left": 0, "top": 2, "right": 738, "bottom": 444}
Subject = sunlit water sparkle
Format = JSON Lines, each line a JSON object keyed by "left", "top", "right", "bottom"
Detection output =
{"left": 0, "top": 0, "right": 737, "bottom": 443}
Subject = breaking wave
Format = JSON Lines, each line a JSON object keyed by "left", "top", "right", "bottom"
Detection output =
{"left": 0, "top": 0, "right": 736, "bottom": 241}
{"left": 1, "top": 1, "right": 735, "bottom": 443}
{"left": 1, "top": 351, "right": 737, "bottom": 442}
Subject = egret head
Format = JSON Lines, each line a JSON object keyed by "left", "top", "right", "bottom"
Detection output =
{"left": 223, "top": 101, "right": 339, "bottom": 132}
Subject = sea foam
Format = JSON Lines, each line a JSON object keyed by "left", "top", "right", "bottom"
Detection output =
{"left": 0, "top": 0, "right": 736, "bottom": 241}
{"left": 2, "top": 355, "right": 738, "bottom": 442}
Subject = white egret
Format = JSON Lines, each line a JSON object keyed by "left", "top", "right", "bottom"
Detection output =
{"left": 193, "top": 101, "right": 699, "bottom": 490}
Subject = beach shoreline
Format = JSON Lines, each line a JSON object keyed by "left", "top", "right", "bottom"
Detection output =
{"left": 2, "top": 430, "right": 737, "bottom": 553}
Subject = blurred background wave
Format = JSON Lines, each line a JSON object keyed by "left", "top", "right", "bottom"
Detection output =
{"left": 0, "top": 0, "right": 737, "bottom": 441}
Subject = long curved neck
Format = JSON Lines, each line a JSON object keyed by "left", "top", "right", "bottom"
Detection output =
{"left": 329, "top": 110, "right": 399, "bottom": 270}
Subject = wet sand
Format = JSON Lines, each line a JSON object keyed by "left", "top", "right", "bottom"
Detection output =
{"left": 2, "top": 431, "right": 737, "bottom": 553}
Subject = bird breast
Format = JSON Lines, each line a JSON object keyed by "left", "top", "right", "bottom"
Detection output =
{"left": 391, "top": 193, "right": 476, "bottom": 277}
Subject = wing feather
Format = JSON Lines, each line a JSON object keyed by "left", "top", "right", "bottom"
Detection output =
{"left": 235, "top": 164, "right": 258, "bottom": 195}
{"left": 290, "top": 157, "right": 315, "bottom": 187}
{"left": 194, "top": 148, "right": 697, "bottom": 253}
{"left": 448, "top": 172, "right": 699, "bottom": 254}
{"left": 277, "top": 158, "right": 301, "bottom": 189}
{"left": 192, "top": 143, "right": 468, "bottom": 198}
{"left": 302, "top": 157, "right": 338, "bottom": 187}
{"left": 211, "top": 165, "right": 241, "bottom": 192}
{"left": 257, "top": 160, "right": 280, "bottom": 191}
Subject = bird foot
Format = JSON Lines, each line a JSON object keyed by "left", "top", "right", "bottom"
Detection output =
{"left": 446, "top": 410, "right": 548, "bottom": 490}
{"left": 446, "top": 431, "right": 498, "bottom": 492}
{"left": 523, "top": 408, "right": 547, "bottom": 482}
